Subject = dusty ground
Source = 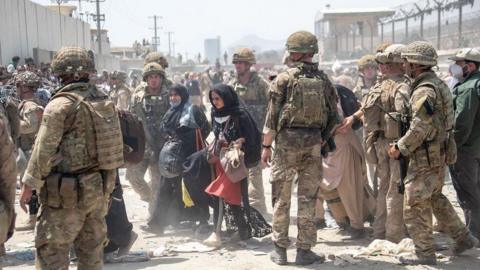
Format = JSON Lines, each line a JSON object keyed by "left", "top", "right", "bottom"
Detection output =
{"left": 3, "top": 169, "right": 480, "bottom": 270}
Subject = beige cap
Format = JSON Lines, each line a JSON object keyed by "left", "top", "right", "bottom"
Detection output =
{"left": 449, "top": 48, "right": 480, "bottom": 62}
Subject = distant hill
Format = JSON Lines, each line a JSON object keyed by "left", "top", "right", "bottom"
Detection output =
{"left": 227, "top": 34, "right": 284, "bottom": 53}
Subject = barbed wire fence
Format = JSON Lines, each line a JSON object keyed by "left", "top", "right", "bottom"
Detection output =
{"left": 379, "top": 0, "right": 479, "bottom": 50}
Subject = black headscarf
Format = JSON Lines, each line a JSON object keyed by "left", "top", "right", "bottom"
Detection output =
{"left": 209, "top": 84, "right": 241, "bottom": 117}
{"left": 162, "top": 84, "right": 190, "bottom": 132}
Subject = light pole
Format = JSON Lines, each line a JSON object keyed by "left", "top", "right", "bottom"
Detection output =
{"left": 51, "top": 0, "right": 66, "bottom": 47}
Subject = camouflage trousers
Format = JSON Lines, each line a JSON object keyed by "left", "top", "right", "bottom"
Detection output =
{"left": 125, "top": 156, "right": 161, "bottom": 203}
{"left": 271, "top": 141, "right": 321, "bottom": 250}
{"left": 248, "top": 165, "right": 267, "bottom": 214}
{"left": 404, "top": 165, "right": 468, "bottom": 258}
{"left": 35, "top": 173, "right": 109, "bottom": 270}
{"left": 386, "top": 156, "right": 406, "bottom": 243}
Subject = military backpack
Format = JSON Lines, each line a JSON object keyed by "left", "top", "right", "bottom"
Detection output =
{"left": 278, "top": 67, "right": 330, "bottom": 130}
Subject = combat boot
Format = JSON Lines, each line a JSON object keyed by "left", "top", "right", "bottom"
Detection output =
{"left": 347, "top": 228, "right": 366, "bottom": 240}
{"left": 399, "top": 254, "right": 437, "bottom": 265}
{"left": 15, "top": 215, "right": 36, "bottom": 231}
{"left": 295, "top": 248, "right": 325, "bottom": 266}
{"left": 270, "top": 243, "right": 287, "bottom": 265}
{"left": 453, "top": 232, "right": 479, "bottom": 255}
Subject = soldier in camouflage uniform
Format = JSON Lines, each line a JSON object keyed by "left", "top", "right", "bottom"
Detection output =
{"left": 353, "top": 55, "right": 378, "bottom": 102}
{"left": 340, "top": 45, "right": 411, "bottom": 241}
{"left": 19, "top": 47, "right": 124, "bottom": 270}
{"left": 352, "top": 54, "right": 378, "bottom": 200}
{"left": 14, "top": 71, "right": 44, "bottom": 231}
{"left": 128, "top": 63, "right": 170, "bottom": 227}
{"left": 133, "top": 52, "right": 173, "bottom": 94}
{"left": 0, "top": 117, "right": 17, "bottom": 270}
{"left": 262, "top": 31, "right": 339, "bottom": 266}
{"left": 229, "top": 48, "right": 270, "bottom": 214}
{"left": 387, "top": 41, "right": 478, "bottom": 265}
{"left": 109, "top": 71, "right": 132, "bottom": 110}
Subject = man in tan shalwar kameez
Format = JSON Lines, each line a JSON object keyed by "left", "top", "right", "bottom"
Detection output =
{"left": 317, "top": 102, "right": 376, "bottom": 238}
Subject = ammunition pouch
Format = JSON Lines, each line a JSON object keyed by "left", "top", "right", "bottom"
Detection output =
{"left": 384, "top": 112, "right": 401, "bottom": 140}
{"left": 411, "top": 142, "right": 444, "bottom": 168}
{"left": 40, "top": 170, "right": 114, "bottom": 209}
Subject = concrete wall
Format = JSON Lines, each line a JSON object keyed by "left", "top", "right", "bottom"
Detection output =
{"left": 0, "top": 0, "right": 90, "bottom": 66}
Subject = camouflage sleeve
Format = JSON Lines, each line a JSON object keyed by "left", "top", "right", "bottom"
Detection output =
{"left": 22, "top": 97, "right": 72, "bottom": 189}
{"left": 393, "top": 83, "right": 410, "bottom": 113}
{"left": 19, "top": 103, "right": 43, "bottom": 135}
{"left": 397, "top": 86, "right": 436, "bottom": 156}
{"left": 263, "top": 72, "right": 288, "bottom": 134}
{"left": 0, "top": 118, "right": 16, "bottom": 207}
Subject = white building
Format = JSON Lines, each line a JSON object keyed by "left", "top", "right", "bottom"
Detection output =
{"left": 0, "top": 0, "right": 90, "bottom": 65}
{"left": 204, "top": 37, "right": 221, "bottom": 65}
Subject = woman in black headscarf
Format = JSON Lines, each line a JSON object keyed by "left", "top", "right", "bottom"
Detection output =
{"left": 149, "top": 84, "right": 210, "bottom": 234}
{"left": 204, "top": 84, "right": 271, "bottom": 247}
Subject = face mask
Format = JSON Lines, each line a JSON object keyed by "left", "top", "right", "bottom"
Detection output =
{"left": 449, "top": 64, "right": 463, "bottom": 78}
{"left": 169, "top": 100, "right": 181, "bottom": 108}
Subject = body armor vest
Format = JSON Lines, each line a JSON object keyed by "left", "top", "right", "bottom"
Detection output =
{"left": 53, "top": 84, "right": 124, "bottom": 172}
{"left": 278, "top": 67, "right": 329, "bottom": 130}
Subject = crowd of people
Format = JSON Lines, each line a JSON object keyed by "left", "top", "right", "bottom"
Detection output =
{"left": 0, "top": 29, "right": 480, "bottom": 269}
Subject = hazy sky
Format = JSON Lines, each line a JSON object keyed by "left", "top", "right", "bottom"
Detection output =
{"left": 32, "top": 0, "right": 413, "bottom": 59}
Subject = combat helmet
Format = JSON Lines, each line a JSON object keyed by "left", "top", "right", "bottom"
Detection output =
{"left": 51, "top": 47, "right": 96, "bottom": 76}
{"left": 15, "top": 71, "right": 41, "bottom": 89}
{"left": 286, "top": 31, "right": 318, "bottom": 54}
{"left": 144, "top": 52, "right": 169, "bottom": 69}
{"left": 376, "top": 44, "right": 406, "bottom": 64}
{"left": 357, "top": 55, "right": 377, "bottom": 70}
{"left": 232, "top": 48, "right": 256, "bottom": 64}
{"left": 142, "top": 62, "right": 165, "bottom": 81}
{"left": 401, "top": 41, "right": 437, "bottom": 66}
{"left": 111, "top": 70, "right": 128, "bottom": 82}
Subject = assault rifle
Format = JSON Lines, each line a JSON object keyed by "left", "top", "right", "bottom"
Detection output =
{"left": 396, "top": 118, "right": 410, "bottom": 194}
{"left": 374, "top": 104, "right": 410, "bottom": 194}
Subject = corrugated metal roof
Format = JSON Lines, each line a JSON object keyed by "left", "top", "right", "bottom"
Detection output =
{"left": 316, "top": 8, "right": 395, "bottom": 21}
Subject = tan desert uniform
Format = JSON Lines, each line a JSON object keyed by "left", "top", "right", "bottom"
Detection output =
{"left": 109, "top": 71, "right": 132, "bottom": 110}
{"left": 230, "top": 50, "right": 270, "bottom": 213}
{"left": 362, "top": 45, "right": 410, "bottom": 242}
{"left": 18, "top": 99, "right": 43, "bottom": 158}
{"left": 22, "top": 47, "right": 123, "bottom": 270}
{"left": 0, "top": 117, "right": 17, "bottom": 268}
{"left": 363, "top": 75, "right": 410, "bottom": 241}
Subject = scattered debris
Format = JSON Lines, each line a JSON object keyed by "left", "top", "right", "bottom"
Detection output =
{"left": 354, "top": 238, "right": 415, "bottom": 257}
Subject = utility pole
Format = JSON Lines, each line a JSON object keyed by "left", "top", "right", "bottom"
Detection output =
{"left": 91, "top": 0, "right": 105, "bottom": 55}
{"left": 149, "top": 15, "right": 162, "bottom": 51}
{"left": 166, "top": 31, "right": 174, "bottom": 56}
